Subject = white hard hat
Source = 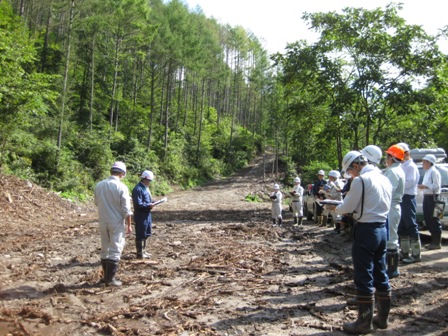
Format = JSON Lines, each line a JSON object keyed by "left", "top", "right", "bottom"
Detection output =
{"left": 317, "top": 170, "right": 325, "bottom": 176}
{"left": 422, "top": 154, "right": 436, "bottom": 165}
{"left": 294, "top": 177, "right": 301, "bottom": 183}
{"left": 328, "top": 170, "right": 340, "bottom": 178}
{"left": 111, "top": 161, "right": 126, "bottom": 176}
{"left": 397, "top": 142, "right": 410, "bottom": 152}
{"left": 362, "top": 145, "right": 382, "bottom": 165}
{"left": 342, "top": 151, "right": 366, "bottom": 173}
{"left": 273, "top": 184, "right": 280, "bottom": 190}
{"left": 140, "top": 170, "right": 154, "bottom": 180}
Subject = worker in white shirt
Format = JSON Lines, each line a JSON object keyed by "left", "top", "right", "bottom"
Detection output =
{"left": 335, "top": 151, "right": 392, "bottom": 335}
{"left": 396, "top": 143, "right": 421, "bottom": 263}
{"left": 290, "top": 177, "right": 304, "bottom": 225}
{"left": 418, "top": 154, "right": 442, "bottom": 250}
{"left": 270, "top": 184, "right": 283, "bottom": 226}
{"left": 94, "top": 161, "right": 133, "bottom": 287}
{"left": 383, "top": 145, "right": 405, "bottom": 279}
{"left": 320, "top": 170, "right": 345, "bottom": 228}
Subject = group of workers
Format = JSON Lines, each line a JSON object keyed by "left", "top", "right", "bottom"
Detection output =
{"left": 270, "top": 143, "right": 444, "bottom": 334}
{"left": 95, "top": 151, "right": 443, "bottom": 333}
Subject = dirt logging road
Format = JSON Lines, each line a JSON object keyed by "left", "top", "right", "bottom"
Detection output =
{"left": 1, "top": 156, "right": 448, "bottom": 336}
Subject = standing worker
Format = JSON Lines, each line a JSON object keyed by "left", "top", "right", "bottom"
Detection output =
{"left": 270, "top": 184, "right": 283, "bottom": 226}
{"left": 290, "top": 177, "right": 304, "bottom": 225}
{"left": 312, "top": 170, "right": 327, "bottom": 225}
{"left": 132, "top": 170, "right": 156, "bottom": 259}
{"left": 362, "top": 145, "right": 383, "bottom": 167}
{"left": 335, "top": 151, "right": 392, "bottom": 334}
{"left": 418, "top": 154, "right": 442, "bottom": 250}
{"left": 397, "top": 143, "right": 421, "bottom": 263}
{"left": 383, "top": 145, "right": 405, "bottom": 279}
{"left": 94, "top": 161, "right": 133, "bottom": 287}
{"left": 319, "top": 170, "right": 345, "bottom": 228}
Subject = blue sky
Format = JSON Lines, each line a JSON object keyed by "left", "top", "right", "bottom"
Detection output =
{"left": 184, "top": 0, "right": 447, "bottom": 54}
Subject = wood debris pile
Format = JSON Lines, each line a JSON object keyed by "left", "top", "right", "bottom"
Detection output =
{"left": 0, "top": 174, "right": 91, "bottom": 226}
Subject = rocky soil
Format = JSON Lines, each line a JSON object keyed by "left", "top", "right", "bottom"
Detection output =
{"left": 1, "top": 156, "right": 447, "bottom": 336}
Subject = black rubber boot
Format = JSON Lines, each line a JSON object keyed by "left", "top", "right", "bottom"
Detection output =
{"left": 343, "top": 293, "right": 374, "bottom": 334}
{"left": 272, "top": 218, "right": 276, "bottom": 225}
{"left": 400, "top": 236, "right": 410, "bottom": 260}
{"left": 105, "top": 260, "right": 122, "bottom": 287}
{"left": 136, "top": 239, "right": 144, "bottom": 259}
{"left": 278, "top": 218, "right": 282, "bottom": 226}
{"left": 334, "top": 222, "right": 341, "bottom": 234}
{"left": 403, "top": 237, "right": 421, "bottom": 263}
{"left": 427, "top": 233, "right": 442, "bottom": 250}
{"left": 100, "top": 259, "right": 107, "bottom": 283}
{"left": 298, "top": 217, "right": 303, "bottom": 226}
{"left": 373, "top": 291, "right": 391, "bottom": 329}
{"left": 386, "top": 249, "right": 400, "bottom": 279}
{"left": 293, "top": 216, "right": 298, "bottom": 225}
{"left": 346, "top": 296, "right": 357, "bottom": 306}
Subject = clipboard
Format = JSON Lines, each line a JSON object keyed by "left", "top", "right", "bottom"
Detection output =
{"left": 152, "top": 197, "right": 168, "bottom": 207}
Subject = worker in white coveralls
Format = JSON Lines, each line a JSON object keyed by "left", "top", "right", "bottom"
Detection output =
{"left": 94, "top": 161, "right": 133, "bottom": 287}
{"left": 290, "top": 177, "right": 304, "bottom": 226}
{"left": 270, "top": 184, "right": 283, "bottom": 226}
{"left": 319, "top": 170, "right": 345, "bottom": 228}
{"left": 383, "top": 145, "right": 405, "bottom": 279}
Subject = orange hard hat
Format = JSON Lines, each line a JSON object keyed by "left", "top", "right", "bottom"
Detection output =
{"left": 386, "top": 144, "right": 405, "bottom": 161}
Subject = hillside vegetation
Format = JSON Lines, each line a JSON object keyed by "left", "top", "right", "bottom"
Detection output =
{"left": 1, "top": 0, "right": 448, "bottom": 196}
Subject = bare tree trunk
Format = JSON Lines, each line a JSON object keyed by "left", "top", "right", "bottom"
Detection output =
{"left": 40, "top": 6, "right": 52, "bottom": 72}
{"left": 196, "top": 78, "right": 206, "bottom": 163}
{"left": 19, "top": 0, "right": 25, "bottom": 16}
{"left": 174, "top": 67, "right": 183, "bottom": 132}
{"left": 147, "top": 62, "right": 156, "bottom": 150}
{"left": 89, "top": 35, "right": 95, "bottom": 131}
{"left": 163, "top": 62, "right": 173, "bottom": 161}
{"left": 57, "top": 0, "right": 75, "bottom": 156}
{"left": 109, "top": 36, "right": 121, "bottom": 129}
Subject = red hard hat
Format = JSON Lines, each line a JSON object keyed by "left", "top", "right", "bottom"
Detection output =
{"left": 386, "top": 145, "right": 405, "bottom": 161}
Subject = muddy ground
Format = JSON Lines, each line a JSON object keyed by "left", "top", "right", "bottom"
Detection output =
{"left": 1, "top": 156, "right": 447, "bottom": 336}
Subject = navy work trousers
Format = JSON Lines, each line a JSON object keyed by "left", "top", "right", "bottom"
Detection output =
{"left": 134, "top": 212, "right": 152, "bottom": 241}
{"left": 398, "top": 194, "right": 419, "bottom": 239}
{"left": 423, "top": 194, "right": 442, "bottom": 235}
{"left": 352, "top": 222, "right": 390, "bottom": 295}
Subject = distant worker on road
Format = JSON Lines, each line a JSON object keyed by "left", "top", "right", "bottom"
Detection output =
{"left": 94, "top": 161, "right": 133, "bottom": 287}
{"left": 383, "top": 145, "right": 405, "bottom": 279}
{"left": 270, "top": 184, "right": 283, "bottom": 226}
{"left": 418, "top": 154, "right": 442, "bottom": 250}
{"left": 290, "top": 177, "right": 304, "bottom": 226}
{"left": 312, "top": 170, "right": 327, "bottom": 225}
{"left": 396, "top": 143, "right": 421, "bottom": 263}
{"left": 319, "top": 170, "right": 344, "bottom": 229}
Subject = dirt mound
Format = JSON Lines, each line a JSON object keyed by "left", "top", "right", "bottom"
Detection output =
{"left": 0, "top": 174, "right": 92, "bottom": 224}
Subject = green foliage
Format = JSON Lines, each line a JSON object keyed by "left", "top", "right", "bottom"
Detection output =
{"left": 0, "top": 1, "right": 57, "bottom": 167}
{"left": 279, "top": 156, "right": 299, "bottom": 187}
{"left": 71, "top": 130, "right": 115, "bottom": 182}
{"left": 301, "top": 161, "right": 334, "bottom": 187}
{"left": 277, "top": 4, "right": 445, "bottom": 169}
{"left": 60, "top": 191, "right": 90, "bottom": 202}
{"left": 2, "top": 0, "right": 448, "bottom": 201}
{"left": 245, "top": 193, "right": 262, "bottom": 203}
